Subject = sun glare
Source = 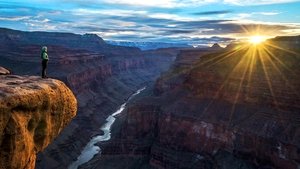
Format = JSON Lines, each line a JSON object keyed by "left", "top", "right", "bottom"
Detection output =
{"left": 249, "top": 36, "right": 266, "bottom": 44}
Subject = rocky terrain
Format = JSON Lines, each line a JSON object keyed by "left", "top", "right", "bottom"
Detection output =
{"left": 0, "top": 28, "right": 177, "bottom": 168}
{"left": 83, "top": 37, "right": 300, "bottom": 169}
{"left": 0, "top": 67, "right": 10, "bottom": 75}
{"left": 0, "top": 74, "right": 77, "bottom": 169}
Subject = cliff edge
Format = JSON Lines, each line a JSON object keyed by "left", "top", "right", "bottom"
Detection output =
{"left": 0, "top": 74, "right": 77, "bottom": 169}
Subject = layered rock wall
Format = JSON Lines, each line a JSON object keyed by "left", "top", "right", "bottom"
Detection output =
{"left": 90, "top": 39, "right": 300, "bottom": 169}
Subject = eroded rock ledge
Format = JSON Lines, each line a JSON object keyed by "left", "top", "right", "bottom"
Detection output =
{"left": 0, "top": 75, "right": 77, "bottom": 169}
{"left": 0, "top": 67, "right": 10, "bottom": 75}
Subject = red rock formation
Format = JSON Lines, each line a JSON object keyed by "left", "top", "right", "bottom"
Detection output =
{"left": 0, "top": 75, "right": 77, "bottom": 169}
{"left": 90, "top": 38, "right": 300, "bottom": 169}
{"left": 0, "top": 28, "right": 176, "bottom": 168}
{"left": 0, "top": 67, "right": 10, "bottom": 75}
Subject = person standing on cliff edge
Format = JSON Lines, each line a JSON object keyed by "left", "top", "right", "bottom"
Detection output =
{"left": 41, "top": 46, "right": 49, "bottom": 78}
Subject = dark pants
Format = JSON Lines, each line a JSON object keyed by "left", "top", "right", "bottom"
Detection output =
{"left": 42, "top": 60, "right": 48, "bottom": 78}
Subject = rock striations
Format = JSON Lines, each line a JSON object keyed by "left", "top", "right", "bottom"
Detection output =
{"left": 0, "top": 28, "right": 176, "bottom": 168}
{"left": 84, "top": 36, "right": 300, "bottom": 169}
{"left": 0, "top": 75, "right": 77, "bottom": 169}
{"left": 0, "top": 67, "right": 10, "bottom": 75}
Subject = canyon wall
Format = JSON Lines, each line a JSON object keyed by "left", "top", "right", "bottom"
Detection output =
{"left": 85, "top": 38, "right": 300, "bottom": 169}
{"left": 0, "top": 74, "right": 77, "bottom": 169}
{"left": 0, "top": 28, "right": 176, "bottom": 168}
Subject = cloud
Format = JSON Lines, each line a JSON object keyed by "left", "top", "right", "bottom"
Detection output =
{"left": 192, "top": 10, "right": 233, "bottom": 15}
{"left": 61, "top": 0, "right": 300, "bottom": 8}
{"left": 60, "top": 0, "right": 228, "bottom": 8}
{"left": 237, "top": 13, "right": 252, "bottom": 18}
{"left": 74, "top": 26, "right": 138, "bottom": 32}
{"left": 71, "top": 8, "right": 148, "bottom": 17}
{"left": 223, "top": 0, "right": 300, "bottom": 5}
{"left": 102, "top": 0, "right": 177, "bottom": 8}
{"left": 257, "top": 12, "right": 281, "bottom": 15}
{"left": 235, "top": 11, "right": 281, "bottom": 19}
{"left": 101, "top": 0, "right": 219, "bottom": 8}
{"left": 70, "top": 12, "right": 298, "bottom": 44}
{"left": 0, "top": 16, "right": 31, "bottom": 21}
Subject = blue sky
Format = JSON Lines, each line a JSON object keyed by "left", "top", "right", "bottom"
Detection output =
{"left": 0, "top": 0, "right": 300, "bottom": 45}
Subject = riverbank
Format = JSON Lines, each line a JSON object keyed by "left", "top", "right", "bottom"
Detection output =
{"left": 68, "top": 87, "right": 147, "bottom": 169}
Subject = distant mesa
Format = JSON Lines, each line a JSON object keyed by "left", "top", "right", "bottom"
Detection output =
{"left": 210, "top": 43, "right": 222, "bottom": 49}
{"left": 270, "top": 35, "right": 300, "bottom": 42}
{"left": 206, "top": 43, "right": 224, "bottom": 51}
{"left": 82, "top": 33, "right": 106, "bottom": 44}
{"left": 225, "top": 42, "right": 246, "bottom": 49}
{"left": 225, "top": 42, "right": 237, "bottom": 49}
{"left": 0, "top": 27, "right": 143, "bottom": 58}
{"left": 267, "top": 35, "right": 300, "bottom": 49}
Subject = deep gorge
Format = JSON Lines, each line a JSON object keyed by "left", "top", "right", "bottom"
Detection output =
{"left": 0, "top": 28, "right": 299, "bottom": 169}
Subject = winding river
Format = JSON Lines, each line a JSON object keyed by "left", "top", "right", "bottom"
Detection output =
{"left": 68, "top": 87, "right": 146, "bottom": 169}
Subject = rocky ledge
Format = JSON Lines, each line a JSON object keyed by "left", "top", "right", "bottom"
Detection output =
{"left": 0, "top": 75, "right": 77, "bottom": 169}
{"left": 0, "top": 66, "right": 10, "bottom": 75}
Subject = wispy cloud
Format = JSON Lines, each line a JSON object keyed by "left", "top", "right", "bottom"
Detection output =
{"left": 62, "top": 0, "right": 300, "bottom": 8}
{"left": 257, "top": 12, "right": 281, "bottom": 15}
{"left": 192, "top": 10, "right": 233, "bottom": 15}
{"left": 0, "top": 16, "right": 31, "bottom": 21}
{"left": 223, "top": 0, "right": 300, "bottom": 5}
{"left": 101, "top": 0, "right": 219, "bottom": 8}
{"left": 71, "top": 8, "right": 148, "bottom": 17}
{"left": 235, "top": 11, "right": 281, "bottom": 19}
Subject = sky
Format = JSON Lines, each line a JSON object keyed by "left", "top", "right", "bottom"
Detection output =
{"left": 0, "top": 0, "right": 300, "bottom": 45}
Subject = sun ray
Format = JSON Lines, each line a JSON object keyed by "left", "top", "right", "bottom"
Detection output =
{"left": 204, "top": 45, "right": 250, "bottom": 67}
{"left": 261, "top": 46, "right": 300, "bottom": 97}
{"left": 198, "top": 45, "right": 256, "bottom": 124}
{"left": 263, "top": 46, "right": 296, "bottom": 74}
{"left": 165, "top": 27, "right": 299, "bottom": 128}
{"left": 264, "top": 41, "right": 299, "bottom": 56}
{"left": 199, "top": 49, "right": 240, "bottom": 66}
{"left": 198, "top": 48, "right": 247, "bottom": 120}
{"left": 257, "top": 46, "right": 281, "bottom": 111}
{"left": 228, "top": 52, "right": 250, "bottom": 126}
{"left": 228, "top": 46, "right": 253, "bottom": 127}
{"left": 245, "top": 45, "right": 257, "bottom": 103}
{"left": 258, "top": 47, "right": 291, "bottom": 124}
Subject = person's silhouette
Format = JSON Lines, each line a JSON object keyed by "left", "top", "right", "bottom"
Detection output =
{"left": 41, "top": 46, "right": 49, "bottom": 78}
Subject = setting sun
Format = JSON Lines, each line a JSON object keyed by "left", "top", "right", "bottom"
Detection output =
{"left": 248, "top": 36, "right": 267, "bottom": 44}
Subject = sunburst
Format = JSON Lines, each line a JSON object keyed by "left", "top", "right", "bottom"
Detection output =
{"left": 196, "top": 31, "right": 298, "bottom": 127}
{"left": 248, "top": 35, "right": 267, "bottom": 44}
